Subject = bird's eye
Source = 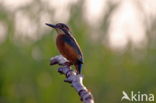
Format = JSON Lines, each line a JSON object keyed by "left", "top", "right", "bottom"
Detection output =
{"left": 61, "top": 25, "right": 64, "bottom": 28}
{"left": 58, "top": 25, "right": 63, "bottom": 28}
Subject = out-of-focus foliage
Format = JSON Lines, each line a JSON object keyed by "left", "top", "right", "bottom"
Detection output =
{"left": 0, "top": 0, "right": 156, "bottom": 103}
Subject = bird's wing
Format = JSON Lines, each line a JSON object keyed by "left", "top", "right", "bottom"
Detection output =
{"left": 63, "top": 35, "right": 83, "bottom": 63}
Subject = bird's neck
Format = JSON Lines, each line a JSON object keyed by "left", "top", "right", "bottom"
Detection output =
{"left": 56, "top": 29, "right": 65, "bottom": 34}
{"left": 57, "top": 30, "right": 71, "bottom": 36}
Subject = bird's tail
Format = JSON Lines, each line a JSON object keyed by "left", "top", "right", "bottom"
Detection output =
{"left": 75, "top": 63, "right": 82, "bottom": 74}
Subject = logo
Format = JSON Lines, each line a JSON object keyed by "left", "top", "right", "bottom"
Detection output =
{"left": 121, "top": 91, "right": 154, "bottom": 102}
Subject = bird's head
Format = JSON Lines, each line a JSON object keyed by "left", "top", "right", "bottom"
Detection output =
{"left": 46, "top": 23, "right": 70, "bottom": 34}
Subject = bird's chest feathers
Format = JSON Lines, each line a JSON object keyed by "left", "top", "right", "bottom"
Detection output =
{"left": 56, "top": 34, "right": 72, "bottom": 59}
{"left": 56, "top": 34, "right": 82, "bottom": 64}
{"left": 56, "top": 34, "right": 66, "bottom": 50}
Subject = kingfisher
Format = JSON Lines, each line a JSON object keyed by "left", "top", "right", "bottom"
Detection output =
{"left": 46, "top": 23, "right": 83, "bottom": 74}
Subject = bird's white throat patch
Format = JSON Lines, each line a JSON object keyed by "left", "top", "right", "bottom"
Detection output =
{"left": 56, "top": 28, "right": 65, "bottom": 34}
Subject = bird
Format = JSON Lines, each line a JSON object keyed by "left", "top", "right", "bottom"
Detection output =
{"left": 46, "top": 23, "right": 83, "bottom": 74}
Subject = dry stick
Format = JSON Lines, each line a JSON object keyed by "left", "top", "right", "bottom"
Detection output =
{"left": 50, "top": 55, "right": 94, "bottom": 103}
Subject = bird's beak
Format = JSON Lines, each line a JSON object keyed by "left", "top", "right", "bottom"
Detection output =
{"left": 45, "top": 23, "right": 57, "bottom": 28}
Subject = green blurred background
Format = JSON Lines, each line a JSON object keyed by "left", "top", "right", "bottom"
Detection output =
{"left": 0, "top": 0, "right": 156, "bottom": 103}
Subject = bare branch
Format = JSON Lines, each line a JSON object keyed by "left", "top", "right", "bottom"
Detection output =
{"left": 50, "top": 55, "right": 94, "bottom": 103}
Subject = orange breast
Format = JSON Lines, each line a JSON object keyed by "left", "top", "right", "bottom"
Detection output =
{"left": 56, "top": 34, "right": 82, "bottom": 64}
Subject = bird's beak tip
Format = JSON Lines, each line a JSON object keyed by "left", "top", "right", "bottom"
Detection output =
{"left": 45, "top": 23, "right": 56, "bottom": 28}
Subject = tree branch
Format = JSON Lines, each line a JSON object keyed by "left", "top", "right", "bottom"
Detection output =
{"left": 50, "top": 55, "right": 94, "bottom": 103}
